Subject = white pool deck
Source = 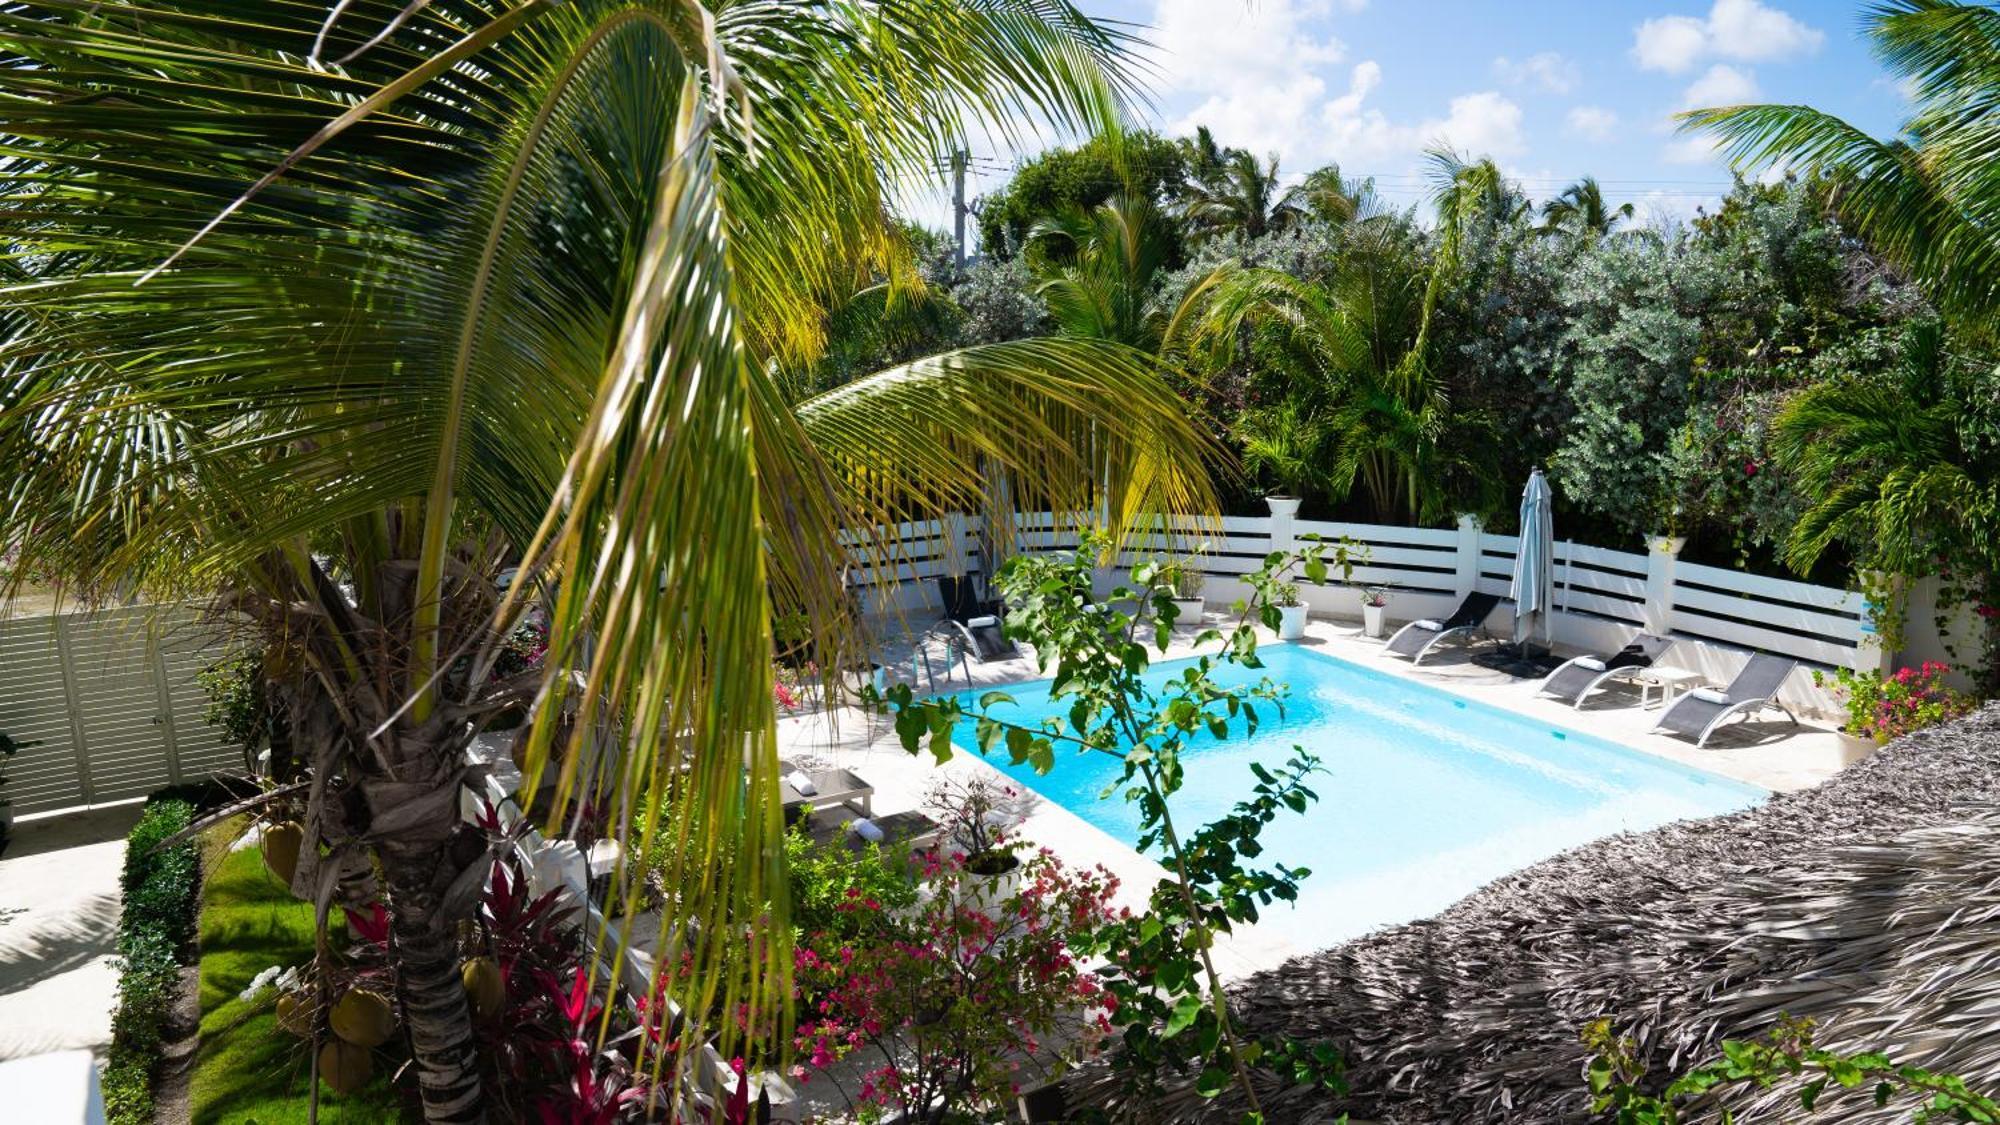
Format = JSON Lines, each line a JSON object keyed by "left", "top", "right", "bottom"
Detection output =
{"left": 777, "top": 611, "right": 1875, "bottom": 979}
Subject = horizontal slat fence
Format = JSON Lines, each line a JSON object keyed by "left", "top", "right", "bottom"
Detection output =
{"left": 851, "top": 509, "right": 1874, "bottom": 675}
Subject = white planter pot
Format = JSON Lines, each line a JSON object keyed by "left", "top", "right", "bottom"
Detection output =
{"left": 1169, "top": 598, "right": 1205, "bottom": 628}
{"left": 1276, "top": 603, "right": 1308, "bottom": 641}
{"left": 1362, "top": 603, "right": 1386, "bottom": 638}
{"left": 959, "top": 854, "right": 1022, "bottom": 910}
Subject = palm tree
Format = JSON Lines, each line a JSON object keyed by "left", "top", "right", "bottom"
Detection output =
{"left": 1177, "top": 126, "right": 1298, "bottom": 241}
{"left": 1773, "top": 321, "right": 2000, "bottom": 691}
{"left": 1539, "top": 176, "right": 1636, "bottom": 238}
{"left": 1028, "top": 193, "right": 1184, "bottom": 349}
{"left": 1282, "top": 162, "right": 1389, "bottom": 228}
{"left": 0, "top": 3, "right": 1217, "bottom": 1119}
{"left": 1167, "top": 221, "right": 1464, "bottom": 521}
{"left": 1681, "top": 0, "right": 2000, "bottom": 319}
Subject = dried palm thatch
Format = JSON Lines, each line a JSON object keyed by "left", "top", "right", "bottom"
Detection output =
{"left": 1082, "top": 705, "right": 2000, "bottom": 1123}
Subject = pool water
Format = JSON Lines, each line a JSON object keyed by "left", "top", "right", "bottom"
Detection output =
{"left": 960, "top": 645, "right": 1766, "bottom": 947}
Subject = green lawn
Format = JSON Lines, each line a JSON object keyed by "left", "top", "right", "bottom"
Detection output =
{"left": 190, "top": 827, "right": 412, "bottom": 1124}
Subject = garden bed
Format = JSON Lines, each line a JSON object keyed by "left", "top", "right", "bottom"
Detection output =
{"left": 186, "top": 825, "right": 410, "bottom": 1123}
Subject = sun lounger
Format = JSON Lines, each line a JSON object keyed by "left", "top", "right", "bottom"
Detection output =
{"left": 1652, "top": 652, "right": 1799, "bottom": 747}
{"left": 1537, "top": 632, "right": 1675, "bottom": 708}
{"left": 1383, "top": 591, "right": 1502, "bottom": 664}
{"left": 803, "top": 807, "right": 942, "bottom": 853}
{"left": 779, "top": 764, "right": 873, "bottom": 817}
{"left": 938, "top": 575, "right": 1015, "bottom": 661}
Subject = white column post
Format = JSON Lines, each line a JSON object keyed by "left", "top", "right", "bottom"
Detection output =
{"left": 943, "top": 511, "right": 972, "bottom": 579}
{"left": 1453, "top": 514, "right": 1483, "bottom": 599}
{"left": 1265, "top": 495, "right": 1301, "bottom": 553}
{"left": 1851, "top": 570, "right": 1899, "bottom": 674}
{"left": 1644, "top": 534, "right": 1685, "bottom": 635}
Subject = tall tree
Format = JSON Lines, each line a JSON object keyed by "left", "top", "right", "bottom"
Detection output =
{"left": 1774, "top": 321, "right": 2000, "bottom": 690}
{"left": 1177, "top": 126, "right": 1299, "bottom": 242}
{"left": 974, "top": 130, "right": 1187, "bottom": 260}
{"left": 1283, "top": 162, "right": 1389, "bottom": 228}
{"left": 0, "top": 3, "right": 1216, "bottom": 1120}
{"left": 1540, "top": 176, "right": 1636, "bottom": 238}
{"left": 1028, "top": 193, "right": 1184, "bottom": 350}
{"left": 1682, "top": 0, "right": 2000, "bottom": 319}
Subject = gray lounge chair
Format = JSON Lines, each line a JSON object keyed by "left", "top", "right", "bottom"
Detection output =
{"left": 1537, "top": 632, "right": 1674, "bottom": 708}
{"left": 1383, "top": 591, "right": 1502, "bottom": 664}
{"left": 938, "top": 575, "right": 1015, "bottom": 662}
{"left": 1653, "top": 652, "right": 1799, "bottom": 747}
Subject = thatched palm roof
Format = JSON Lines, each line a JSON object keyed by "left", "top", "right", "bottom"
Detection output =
{"left": 1083, "top": 706, "right": 2000, "bottom": 1123}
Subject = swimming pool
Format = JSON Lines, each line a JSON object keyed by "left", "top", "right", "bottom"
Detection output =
{"left": 961, "top": 644, "right": 1766, "bottom": 947}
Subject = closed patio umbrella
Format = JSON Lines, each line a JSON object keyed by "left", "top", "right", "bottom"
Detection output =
{"left": 1510, "top": 468, "right": 1555, "bottom": 654}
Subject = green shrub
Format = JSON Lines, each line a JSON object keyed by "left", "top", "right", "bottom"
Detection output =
{"left": 103, "top": 799, "right": 201, "bottom": 1125}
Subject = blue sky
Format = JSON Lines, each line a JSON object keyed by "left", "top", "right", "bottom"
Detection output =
{"left": 919, "top": 0, "right": 1909, "bottom": 244}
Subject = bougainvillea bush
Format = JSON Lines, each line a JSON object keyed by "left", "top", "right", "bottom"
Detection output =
{"left": 791, "top": 844, "right": 1123, "bottom": 1123}
{"left": 1819, "top": 662, "right": 1977, "bottom": 742}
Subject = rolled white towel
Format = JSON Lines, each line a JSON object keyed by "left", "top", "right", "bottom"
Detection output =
{"left": 967, "top": 614, "right": 1000, "bottom": 629}
{"left": 785, "top": 770, "right": 818, "bottom": 797}
{"left": 849, "top": 818, "right": 885, "bottom": 843}
{"left": 1575, "top": 656, "right": 1607, "bottom": 671}
{"left": 1690, "top": 687, "right": 1731, "bottom": 704}
{"left": 1412, "top": 619, "right": 1444, "bottom": 631}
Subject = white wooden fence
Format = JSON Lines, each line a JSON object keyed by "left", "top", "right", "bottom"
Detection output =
{"left": 0, "top": 605, "right": 242, "bottom": 816}
{"left": 839, "top": 507, "right": 1885, "bottom": 692}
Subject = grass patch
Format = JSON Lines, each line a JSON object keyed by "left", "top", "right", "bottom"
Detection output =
{"left": 189, "top": 826, "right": 411, "bottom": 1124}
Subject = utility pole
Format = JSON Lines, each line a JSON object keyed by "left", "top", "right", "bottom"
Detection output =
{"left": 950, "top": 147, "right": 968, "bottom": 272}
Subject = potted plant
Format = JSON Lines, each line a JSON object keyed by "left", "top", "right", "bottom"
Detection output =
{"left": 1156, "top": 560, "right": 1206, "bottom": 629}
{"left": 1273, "top": 581, "right": 1308, "bottom": 641}
{"left": 1361, "top": 586, "right": 1390, "bottom": 639}
{"left": 924, "top": 774, "right": 1026, "bottom": 902}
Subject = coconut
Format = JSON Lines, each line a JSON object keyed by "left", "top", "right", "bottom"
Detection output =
{"left": 274, "top": 991, "right": 315, "bottom": 1038}
{"left": 461, "top": 956, "right": 505, "bottom": 1020}
{"left": 317, "top": 1039, "right": 373, "bottom": 1095}
{"left": 260, "top": 822, "right": 305, "bottom": 889}
{"left": 329, "top": 987, "right": 396, "bottom": 1048}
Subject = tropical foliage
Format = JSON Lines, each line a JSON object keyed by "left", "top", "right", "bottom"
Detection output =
{"left": 0, "top": 2, "right": 1218, "bottom": 1119}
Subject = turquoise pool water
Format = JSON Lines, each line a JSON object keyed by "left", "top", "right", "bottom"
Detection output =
{"left": 961, "top": 645, "right": 1766, "bottom": 947}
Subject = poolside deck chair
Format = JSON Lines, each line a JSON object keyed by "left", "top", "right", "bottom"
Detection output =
{"left": 938, "top": 574, "right": 1015, "bottom": 662}
{"left": 1653, "top": 652, "right": 1799, "bottom": 747}
{"left": 779, "top": 763, "right": 874, "bottom": 818}
{"left": 1382, "top": 591, "right": 1502, "bottom": 664}
{"left": 1537, "top": 632, "right": 1675, "bottom": 708}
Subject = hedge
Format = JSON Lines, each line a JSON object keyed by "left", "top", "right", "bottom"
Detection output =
{"left": 101, "top": 799, "right": 201, "bottom": 1125}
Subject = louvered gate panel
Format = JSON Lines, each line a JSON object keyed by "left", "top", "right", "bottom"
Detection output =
{"left": 60, "top": 608, "right": 178, "bottom": 803}
{"left": 0, "top": 614, "right": 88, "bottom": 814}
{"left": 0, "top": 606, "right": 239, "bottom": 815}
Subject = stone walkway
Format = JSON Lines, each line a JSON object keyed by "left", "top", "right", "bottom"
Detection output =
{"left": 0, "top": 804, "right": 142, "bottom": 1061}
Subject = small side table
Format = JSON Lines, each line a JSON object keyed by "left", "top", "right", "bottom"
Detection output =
{"left": 1636, "top": 666, "right": 1703, "bottom": 709}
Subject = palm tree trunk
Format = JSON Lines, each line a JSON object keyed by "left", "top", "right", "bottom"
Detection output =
{"left": 381, "top": 836, "right": 485, "bottom": 1124}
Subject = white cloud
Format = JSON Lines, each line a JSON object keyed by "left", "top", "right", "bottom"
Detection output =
{"left": 1679, "top": 62, "right": 1760, "bottom": 109}
{"left": 1312, "top": 64, "right": 1524, "bottom": 169}
{"left": 1661, "top": 133, "right": 1725, "bottom": 164}
{"left": 1632, "top": 0, "right": 1823, "bottom": 74}
{"left": 1154, "top": 0, "right": 1348, "bottom": 162}
{"left": 1493, "top": 51, "right": 1580, "bottom": 94}
{"left": 1565, "top": 105, "right": 1620, "bottom": 142}
{"left": 1707, "top": 0, "right": 1823, "bottom": 61}
{"left": 1634, "top": 14, "right": 1709, "bottom": 72}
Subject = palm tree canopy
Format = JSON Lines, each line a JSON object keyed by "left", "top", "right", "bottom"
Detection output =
{"left": 1177, "top": 125, "right": 1298, "bottom": 241}
{"left": 1681, "top": 0, "right": 2000, "bottom": 318}
{"left": 1540, "top": 176, "right": 1636, "bottom": 236}
{"left": 1028, "top": 193, "right": 1184, "bottom": 349}
{"left": 0, "top": 0, "right": 1219, "bottom": 1100}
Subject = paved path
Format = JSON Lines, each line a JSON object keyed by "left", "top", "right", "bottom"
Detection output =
{"left": 0, "top": 804, "right": 142, "bottom": 1061}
